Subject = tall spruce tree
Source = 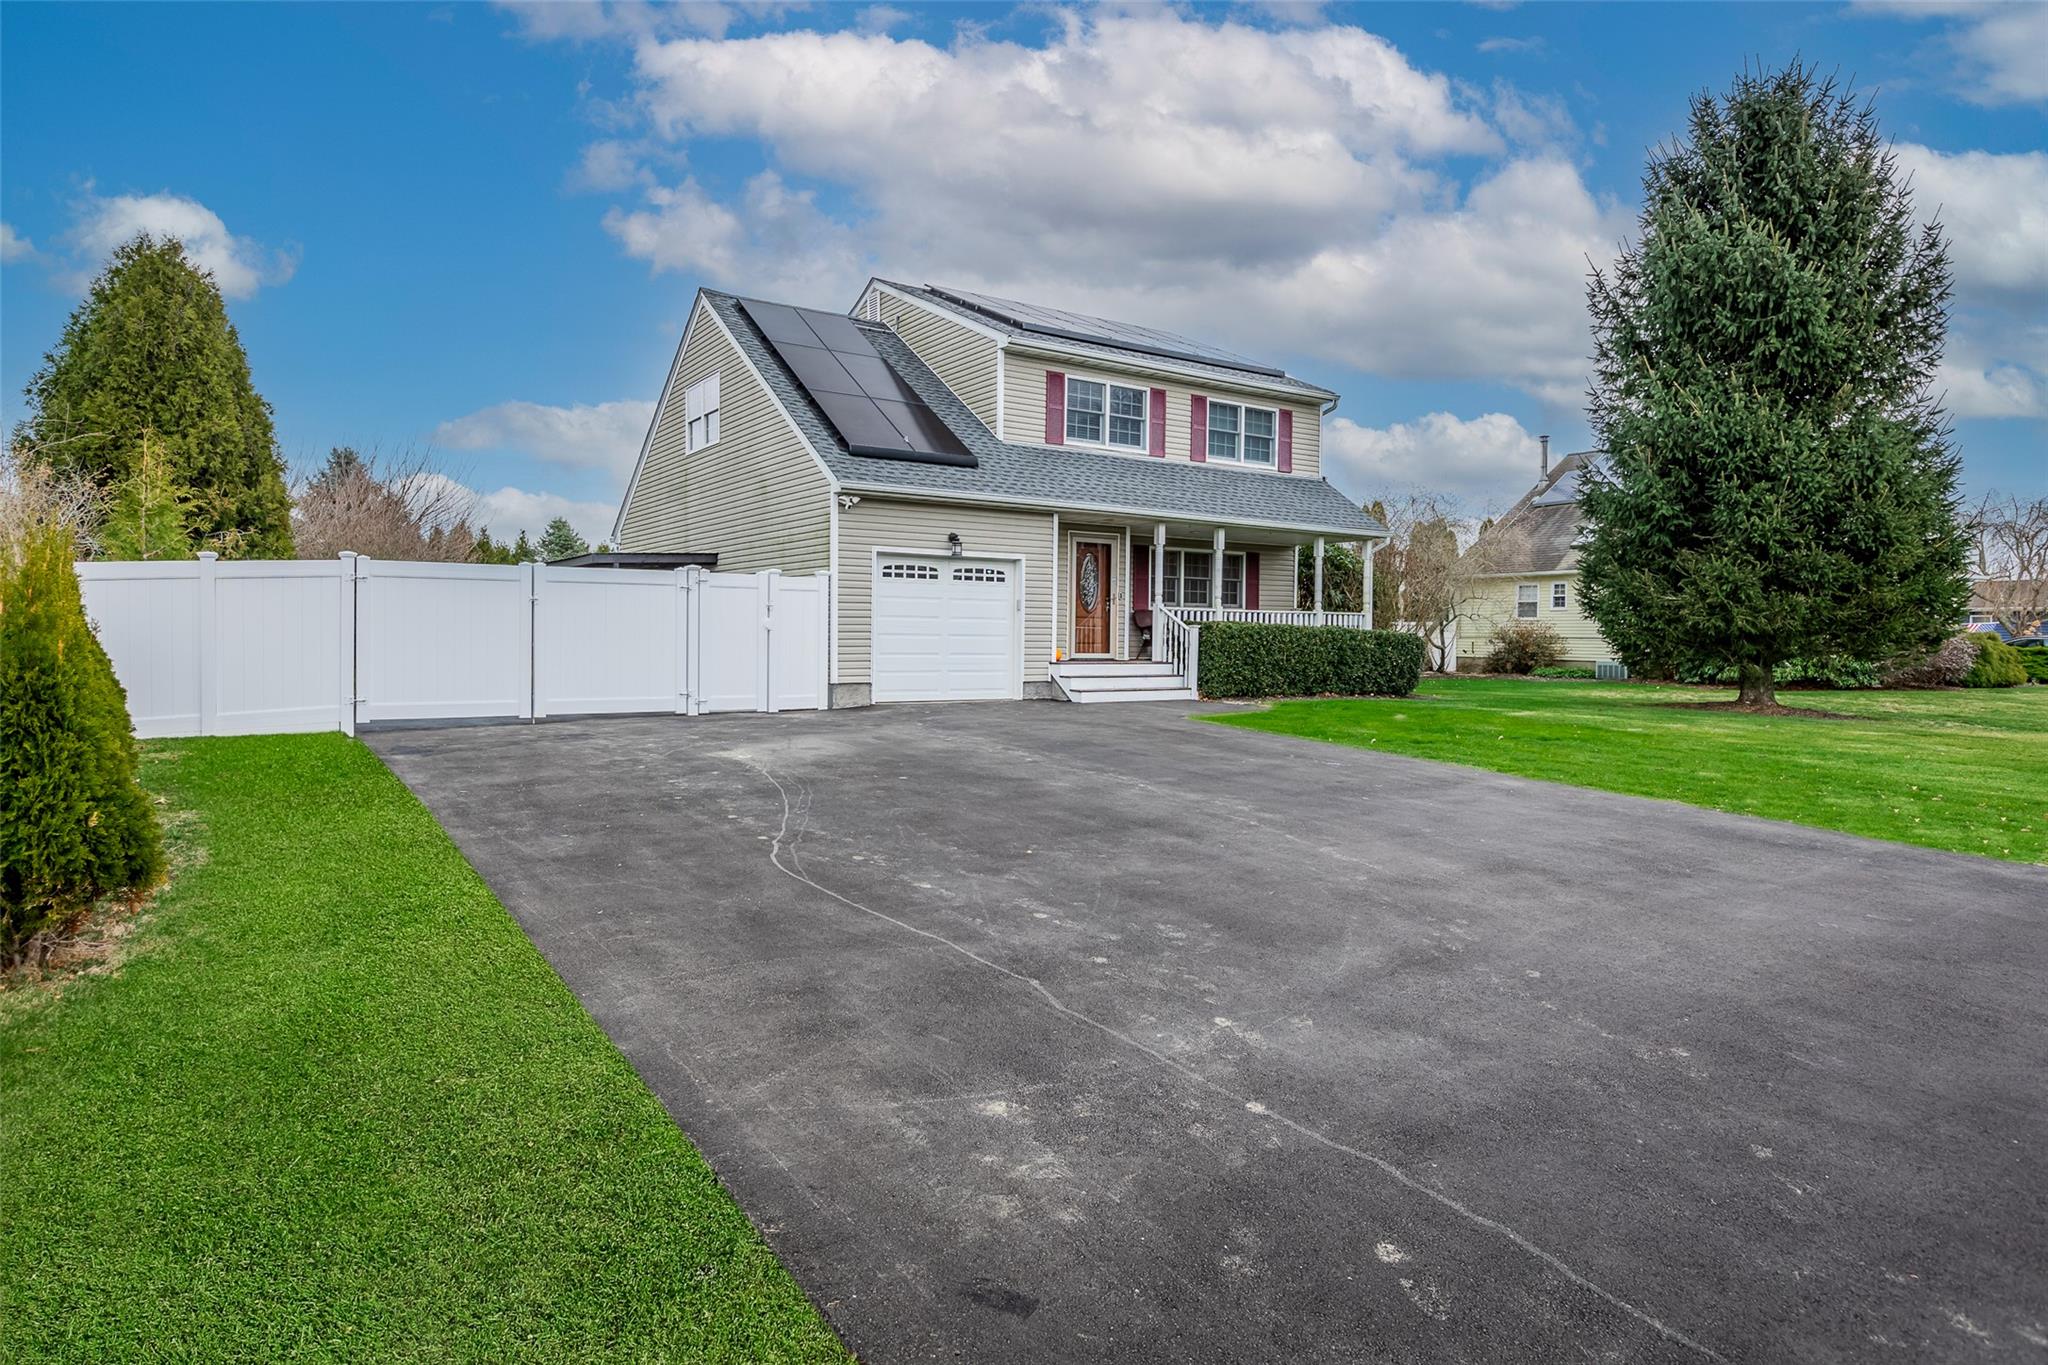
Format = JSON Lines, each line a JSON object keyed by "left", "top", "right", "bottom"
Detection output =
{"left": 537, "top": 517, "right": 589, "bottom": 561}
{"left": 16, "top": 234, "right": 293, "bottom": 557}
{"left": 1578, "top": 64, "right": 1968, "bottom": 706}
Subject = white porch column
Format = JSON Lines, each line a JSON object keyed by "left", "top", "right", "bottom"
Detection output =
{"left": 1152, "top": 523, "right": 1167, "bottom": 662}
{"left": 1313, "top": 537, "right": 1326, "bottom": 626}
{"left": 1210, "top": 526, "right": 1226, "bottom": 611}
{"left": 1362, "top": 538, "right": 1374, "bottom": 628}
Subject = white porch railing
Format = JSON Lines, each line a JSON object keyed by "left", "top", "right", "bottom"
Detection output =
{"left": 1176, "top": 607, "right": 1373, "bottom": 629}
{"left": 1152, "top": 605, "right": 1201, "bottom": 682}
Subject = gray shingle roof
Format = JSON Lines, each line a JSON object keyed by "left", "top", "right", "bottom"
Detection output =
{"left": 875, "top": 281, "right": 1337, "bottom": 400}
{"left": 1468, "top": 452, "right": 1597, "bottom": 574}
{"left": 706, "top": 290, "right": 1382, "bottom": 537}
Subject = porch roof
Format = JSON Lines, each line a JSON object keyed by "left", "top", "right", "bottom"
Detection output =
{"left": 706, "top": 290, "right": 1384, "bottom": 540}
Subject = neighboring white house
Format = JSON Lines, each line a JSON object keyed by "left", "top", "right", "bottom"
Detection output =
{"left": 612, "top": 281, "right": 1387, "bottom": 705}
{"left": 1456, "top": 448, "right": 1617, "bottom": 670}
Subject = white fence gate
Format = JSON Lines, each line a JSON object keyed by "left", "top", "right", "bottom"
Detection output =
{"left": 76, "top": 553, "right": 832, "bottom": 739}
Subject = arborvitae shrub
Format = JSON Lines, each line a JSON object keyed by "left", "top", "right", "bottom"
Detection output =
{"left": 0, "top": 522, "right": 164, "bottom": 962}
{"left": 2019, "top": 649, "right": 2048, "bottom": 684}
{"left": 1196, "top": 624, "right": 1424, "bottom": 699}
{"left": 1961, "top": 636, "right": 2028, "bottom": 688}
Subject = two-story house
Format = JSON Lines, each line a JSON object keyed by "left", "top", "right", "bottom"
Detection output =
{"left": 1455, "top": 446, "right": 1620, "bottom": 670}
{"left": 613, "top": 279, "right": 1385, "bottom": 705}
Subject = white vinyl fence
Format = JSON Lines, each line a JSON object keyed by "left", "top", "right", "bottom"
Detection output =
{"left": 77, "top": 553, "right": 832, "bottom": 738}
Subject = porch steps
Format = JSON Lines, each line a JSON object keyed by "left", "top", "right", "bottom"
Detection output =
{"left": 1050, "top": 659, "right": 1197, "bottom": 704}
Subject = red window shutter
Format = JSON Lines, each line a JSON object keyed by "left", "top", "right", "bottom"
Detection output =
{"left": 1246, "top": 552, "right": 1260, "bottom": 610}
{"left": 1148, "top": 388, "right": 1166, "bottom": 457}
{"left": 1190, "top": 395, "right": 1207, "bottom": 462}
{"left": 1278, "top": 410, "right": 1293, "bottom": 473}
{"left": 1134, "top": 549, "right": 1150, "bottom": 611}
{"left": 1045, "top": 371, "right": 1065, "bottom": 445}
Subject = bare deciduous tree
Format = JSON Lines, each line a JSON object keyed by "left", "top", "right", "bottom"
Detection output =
{"left": 1366, "top": 488, "right": 1497, "bottom": 670}
{"left": 2, "top": 438, "right": 106, "bottom": 561}
{"left": 1968, "top": 492, "right": 2048, "bottom": 635}
{"left": 292, "top": 447, "right": 483, "bottom": 562}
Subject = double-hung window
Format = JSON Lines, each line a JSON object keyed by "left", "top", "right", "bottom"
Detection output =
{"left": 1516, "top": 584, "right": 1539, "bottom": 618}
{"left": 1158, "top": 550, "right": 1242, "bottom": 608}
{"left": 1551, "top": 581, "right": 1568, "bottom": 609}
{"left": 1067, "top": 377, "right": 1148, "bottom": 450}
{"left": 1205, "top": 401, "right": 1277, "bottom": 466}
{"left": 685, "top": 373, "right": 721, "bottom": 453}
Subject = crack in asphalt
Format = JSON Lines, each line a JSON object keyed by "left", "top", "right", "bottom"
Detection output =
{"left": 743, "top": 756, "right": 1729, "bottom": 1363}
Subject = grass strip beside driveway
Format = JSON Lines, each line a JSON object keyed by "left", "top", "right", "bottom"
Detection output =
{"left": 1210, "top": 678, "right": 2047, "bottom": 863}
{"left": 0, "top": 733, "right": 847, "bottom": 1363}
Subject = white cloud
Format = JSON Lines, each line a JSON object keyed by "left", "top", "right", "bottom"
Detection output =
{"left": 564, "top": 139, "right": 650, "bottom": 193}
{"left": 1857, "top": 1, "right": 2048, "bottom": 107}
{"left": 433, "top": 398, "right": 656, "bottom": 476}
{"left": 65, "top": 191, "right": 296, "bottom": 298}
{"left": 1324, "top": 411, "right": 1546, "bottom": 504}
{"left": 468, "top": 483, "right": 620, "bottom": 547}
{"left": 1893, "top": 143, "right": 2048, "bottom": 420}
{"left": 853, "top": 4, "right": 911, "bottom": 35}
{"left": 0, "top": 222, "right": 36, "bottom": 264}
{"left": 498, "top": 0, "right": 809, "bottom": 44}
{"left": 1895, "top": 143, "right": 2048, "bottom": 299}
{"left": 602, "top": 169, "right": 865, "bottom": 301}
{"left": 1477, "top": 35, "right": 1545, "bottom": 54}
{"left": 573, "top": 10, "right": 1625, "bottom": 396}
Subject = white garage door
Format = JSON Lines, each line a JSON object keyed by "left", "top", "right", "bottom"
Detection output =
{"left": 872, "top": 555, "right": 1019, "bottom": 702}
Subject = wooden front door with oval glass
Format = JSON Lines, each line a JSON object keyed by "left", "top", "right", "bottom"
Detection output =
{"left": 1072, "top": 539, "right": 1114, "bottom": 657}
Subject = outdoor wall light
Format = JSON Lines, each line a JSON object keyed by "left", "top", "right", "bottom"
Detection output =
{"left": 947, "top": 532, "right": 963, "bottom": 556}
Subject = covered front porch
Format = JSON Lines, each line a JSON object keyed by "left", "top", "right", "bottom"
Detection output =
{"left": 1046, "top": 514, "right": 1378, "bottom": 702}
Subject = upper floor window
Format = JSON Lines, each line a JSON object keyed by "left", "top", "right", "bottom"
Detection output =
{"left": 685, "top": 373, "right": 721, "bottom": 453}
{"left": 1206, "top": 401, "right": 1277, "bottom": 465}
{"left": 1517, "top": 583, "right": 1539, "bottom": 618}
{"left": 1551, "top": 581, "right": 1568, "bottom": 609}
{"left": 1067, "top": 376, "right": 1147, "bottom": 450}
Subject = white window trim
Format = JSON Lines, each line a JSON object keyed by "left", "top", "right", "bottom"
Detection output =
{"left": 1159, "top": 548, "right": 1246, "bottom": 608}
{"left": 684, "top": 371, "right": 722, "bottom": 455}
{"left": 1551, "top": 580, "right": 1567, "bottom": 610}
{"left": 1202, "top": 398, "right": 1279, "bottom": 467}
{"left": 1516, "top": 583, "right": 1539, "bottom": 619}
{"left": 1063, "top": 371, "right": 1150, "bottom": 453}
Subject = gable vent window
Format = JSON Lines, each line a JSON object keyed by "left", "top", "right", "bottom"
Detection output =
{"left": 881, "top": 562, "right": 940, "bottom": 580}
{"left": 1066, "top": 376, "right": 1147, "bottom": 450}
{"left": 1205, "top": 401, "right": 1277, "bottom": 466}
{"left": 1517, "top": 583, "right": 1539, "bottom": 618}
{"left": 685, "top": 372, "right": 721, "bottom": 453}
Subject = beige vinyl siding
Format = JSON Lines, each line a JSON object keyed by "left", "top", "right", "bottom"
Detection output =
{"left": 1002, "top": 350, "right": 1323, "bottom": 478}
{"left": 617, "top": 311, "right": 832, "bottom": 571}
{"left": 877, "top": 294, "right": 1000, "bottom": 433}
{"left": 1259, "top": 547, "right": 1298, "bottom": 611}
{"left": 837, "top": 497, "right": 1055, "bottom": 685}
{"left": 1456, "top": 572, "right": 1613, "bottom": 666}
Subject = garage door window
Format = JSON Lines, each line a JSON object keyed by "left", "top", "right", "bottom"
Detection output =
{"left": 954, "top": 566, "right": 1007, "bottom": 583}
{"left": 881, "top": 561, "right": 940, "bottom": 579}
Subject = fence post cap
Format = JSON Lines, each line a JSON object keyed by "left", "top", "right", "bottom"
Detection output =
{"left": 197, "top": 550, "right": 220, "bottom": 562}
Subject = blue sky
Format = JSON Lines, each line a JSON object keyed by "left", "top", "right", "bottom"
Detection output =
{"left": 3, "top": 1, "right": 2041, "bottom": 545}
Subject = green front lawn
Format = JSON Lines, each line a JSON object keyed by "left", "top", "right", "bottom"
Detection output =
{"left": 0, "top": 735, "right": 846, "bottom": 1363}
{"left": 1210, "top": 678, "right": 2048, "bottom": 863}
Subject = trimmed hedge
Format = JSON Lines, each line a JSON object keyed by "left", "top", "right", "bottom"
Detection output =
{"left": 1, "top": 522, "right": 164, "bottom": 963}
{"left": 1196, "top": 622, "right": 1424, "bottom": 699}
{"left": 1962, "top": 635, "right": 2028, "bottom": 688}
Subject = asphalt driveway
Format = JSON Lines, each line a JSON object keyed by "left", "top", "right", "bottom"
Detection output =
{"left": 367, "top": 702, "right": 2046, "bottom": 1363}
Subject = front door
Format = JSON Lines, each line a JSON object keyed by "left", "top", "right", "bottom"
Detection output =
{"left": 1072, "top": 540, "right": 1113, "bottom": 656}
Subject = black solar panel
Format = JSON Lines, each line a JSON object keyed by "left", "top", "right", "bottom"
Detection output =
{"left": 925, "top": 285, "right": 1289, "bottom": 379}
{"left": 739, "top": 298, "right": 975, "bottom": 467}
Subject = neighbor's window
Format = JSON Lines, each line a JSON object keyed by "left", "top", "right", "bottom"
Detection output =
{"left": 1205, "top": 401, "right": 1278, "bottom": 465}
{"left": 1067, "top": 377, "right": 1147, "bottom": 450}
{"left": 1517, "top": 583, "right": 1539, "bottom": 618}
{"left": 1551, "top": 581, "right": 1567, "bottom": 609}
{"left": 685, "top": 372, "right": 721, "bottom": 453}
